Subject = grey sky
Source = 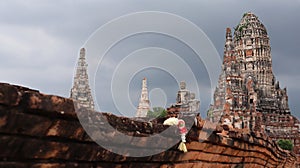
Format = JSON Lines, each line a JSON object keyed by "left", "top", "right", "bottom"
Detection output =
{"left": 0, "top": 1, "right": 299, "bottom": 118}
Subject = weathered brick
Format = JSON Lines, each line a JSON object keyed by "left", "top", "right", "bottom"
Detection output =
{"left": 0, "top": 82, "right": 298, "bottom": 167}
{"left": 0, "top": 83, "right": 21, "bottom": 106}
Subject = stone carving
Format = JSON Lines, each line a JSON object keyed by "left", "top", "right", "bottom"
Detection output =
{"left": 176, "top": 81, "right": 190, "bottom": 105}
{"left": 168, "top": 81, "right": 200, "bottom": 117}
{"left": 189, "top": 93, "right": 200, "bottom": 112}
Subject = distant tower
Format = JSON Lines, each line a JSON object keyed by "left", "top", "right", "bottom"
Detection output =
{"left": 136, "top": 78, "right": 150, "bottom": 117}
{"left": 70, "top": 48, "right": 95, "bottom": 110}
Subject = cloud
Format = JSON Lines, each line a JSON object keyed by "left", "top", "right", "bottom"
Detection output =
{"left": 0, "top": 23, "right": 75, "bottom": 95}
{"left": 0, "top": 1, "right": 299, "bottom": 119}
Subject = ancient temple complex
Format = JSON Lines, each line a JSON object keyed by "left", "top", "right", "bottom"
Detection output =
{"left": 135, "top": 78, "right": 150, "bottom": 117}
{"left": 208, "top": 12, "right": 300, "bottom": 155}
{"left": 70, "top": 48, "right": 95, "bottom": 110}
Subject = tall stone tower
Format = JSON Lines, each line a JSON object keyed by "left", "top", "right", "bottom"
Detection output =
{"left": 209, "top": 12, "right": 300, "bottom": 155}
{"left": 70, "top": 48, "right": 95, "bottom": 110}
{"left": 136, "top": 78, "right": 150, "bottom": 117}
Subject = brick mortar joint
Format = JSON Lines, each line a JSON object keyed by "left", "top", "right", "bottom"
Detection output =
{"left": 0, "top": 82, "right": 298, "bottom": 166}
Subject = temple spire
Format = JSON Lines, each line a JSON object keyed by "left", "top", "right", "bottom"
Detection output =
{"left": 224, "top": 27, "right": 234, "bottom": 52}
{"left": 70, "top": 48, "right": 95, "bottom": 110}
{"left": 136, "top": 78, "right": 150, "bottom": 117}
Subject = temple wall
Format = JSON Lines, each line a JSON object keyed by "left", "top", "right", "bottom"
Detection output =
{"left": 0, "top": 83, "right": 298, "bottom": 168}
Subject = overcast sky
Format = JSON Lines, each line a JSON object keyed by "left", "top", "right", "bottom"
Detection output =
{"left": 0, "top": 1, "right": 299, "bottom": 119}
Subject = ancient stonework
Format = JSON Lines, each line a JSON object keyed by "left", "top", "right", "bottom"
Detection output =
{"left": 0, "top": 83, "right": 298, "bottom": 167}
{"left": 70, "top": 48, "right": 95, "bottom": 110}
{"left": 208, "top": 12, "right": 300, "bottom": 157}
{"left": 167, "top": 81, "right": 200, "bottom": 117}
{"left": 136, "top": 78, "right": 150, "bottom": 117}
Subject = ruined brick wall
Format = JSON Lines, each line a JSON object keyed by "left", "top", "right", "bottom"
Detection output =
{"left": 0, "top": 83, "right": 298, "bottom": 168}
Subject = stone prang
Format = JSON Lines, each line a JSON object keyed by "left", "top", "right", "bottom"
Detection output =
{"left": 70, "top": 48, "right": 95, "bottom": 110}
{"left": 136, "top": 78, "right": 150, "bottom": 117}
{"left": 208, "top": 12, "right": 300, "bottom": 157}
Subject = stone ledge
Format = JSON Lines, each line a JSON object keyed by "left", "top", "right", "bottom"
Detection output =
{"left": 0, "top": 83, "right": 298, "bottom": 168}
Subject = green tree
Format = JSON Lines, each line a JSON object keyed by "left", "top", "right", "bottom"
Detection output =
{"left": 147, "top": 107, "right": 167, "bottom": 118}
{"left": 277, "top": 139, "right": 294, "bottom": 151}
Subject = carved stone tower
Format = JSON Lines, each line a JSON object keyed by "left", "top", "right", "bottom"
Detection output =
{"left": 70, "top": 48, "right": 95, "bottom": 110}
{"left": 233, "top": 12, "right": 275, "bottom": 97}
{"left": 209, "top": 12, "right": 300, "bottom": 155}
{"left": 135, "top": 78, "right": 150, "bottom": 117}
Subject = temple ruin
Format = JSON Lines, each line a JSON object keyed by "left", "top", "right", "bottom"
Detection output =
{"left": 208, "top": 12, "right": 300, "bottom": 157}
{"left": 0, "top": 82, "right": 298, "bottom": 167}
{"left": 136, "top": 78, "right": 151, "bottom": 117}
{"left": 167, "top": 81, "right": 200, "bottom": 117}
{"left": 70, "top": 48, "right": 95, "bottom": 110}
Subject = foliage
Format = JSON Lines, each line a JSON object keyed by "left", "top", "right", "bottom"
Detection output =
{"left": 206, "top": 108, "right": 213, "bottom": 118}
{"left": 238, "top": 24, "right": 247, "bottom": 32}
{"left": 147, "top": 107, "right": 167, "bottom": 118}
{"left": 277, "top": 139, "right": 294, "bottom": 151}
{"left": 233, "top": 26, "right": 238, "bottom": 31}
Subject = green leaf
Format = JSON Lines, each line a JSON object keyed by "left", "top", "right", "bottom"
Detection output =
{"left": 277, "top": 139, "right": 294, "bottom": 151}
{"left": 147, "top": 107, "right": 167, "bottom": 118}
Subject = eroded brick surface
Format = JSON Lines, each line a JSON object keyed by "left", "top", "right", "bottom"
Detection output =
{"left": 0, "top": 82, "right": 298, "bottom": 167}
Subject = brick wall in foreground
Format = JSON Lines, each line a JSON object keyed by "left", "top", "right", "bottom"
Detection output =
{"left": 0, "top": 83, "right": 298, "bottom": 168}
